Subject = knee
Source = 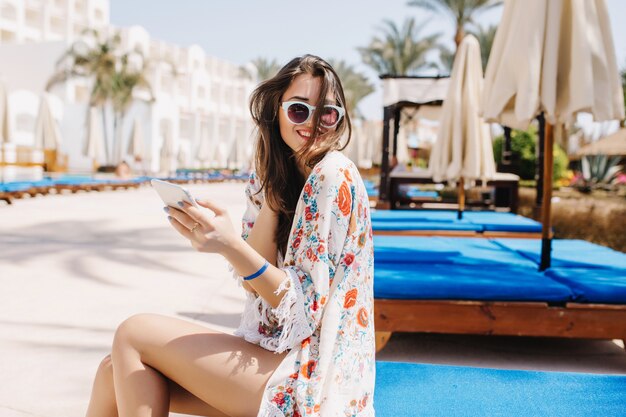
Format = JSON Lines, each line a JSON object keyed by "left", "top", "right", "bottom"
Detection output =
{"left": 96, "top": 354, "right": 113, "bottom": 379}
{"left": 112, "top": 313, "right": 158, "bottom": 354}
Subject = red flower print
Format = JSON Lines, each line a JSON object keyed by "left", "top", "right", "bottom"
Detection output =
{"left": 357, "top": 307, "right": 369, "bottom": 327}
{"left": 272, "top": 392, "right": 285, "bottom": 407}
{"left": 301, "top": 337, "right": 311, "bottom": 348}
{"left": 289, "top": 371, "right": 299, "bottom": 379}
{"left": 304, "top": 182, "right": 312, "bottom": 196}
{"left": 344, "top": 288, "right": 358, "bottom": 308}
{"left": 318, "top": 244, "right": 325, "bottom": 254}
{"left": 344, "top": 253, "right": 355, "bottom": 266}
{"left": 250, "top": 178, "right": 255, "bottom": 185}
{"left": 337, "top": 181, "right": 352, "bottom": 217}
{"left": 305, "top": 210, "right": 313, "bottom": 221}
{"left": 293, "top": 237, "right": 301, "bottom": 249}
{"left": 312, "top": 298, "right": 318, "bottom": 311}
{"left": 301, "top": 360, "right": 316, "bottom": 379}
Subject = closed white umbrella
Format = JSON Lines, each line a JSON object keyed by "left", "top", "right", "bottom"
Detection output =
{"left": 429, "top": 34, "right": 496, "bottom": 219}
{"left": 34, "top": 94, "right": 63, "bottom": 150}
{"left": 482, "top": 0, "right": 625, "bottom": 269}
{"left": 83, "top": 107, "right": 106, "bottom": 167}
{"left": 0, "top": 80, "right": 10, "bottom": 144}
{"left": 127, "top": 117, "right": 145, "bottom": 162}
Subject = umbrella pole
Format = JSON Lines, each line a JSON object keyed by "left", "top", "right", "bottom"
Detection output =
{"left": 457, "top": 177, "right": 465, "bottom": 220}
{"left": 539, "top": 122, "right": 554, "bottom": 271}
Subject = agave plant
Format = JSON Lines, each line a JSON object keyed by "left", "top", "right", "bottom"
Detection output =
{"left": 579, "top": 155, "right": 623, "bottom": 191}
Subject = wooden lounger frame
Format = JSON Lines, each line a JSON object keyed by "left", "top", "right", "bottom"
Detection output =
{"left": 374, "top": 299, "right": 626, "bottom": 352}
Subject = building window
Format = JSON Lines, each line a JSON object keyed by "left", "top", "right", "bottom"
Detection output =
{"left": 1, "top": 3, "right": 17, "bottom": 20}
{"left": 74, "top": 85, "right": 89, "bottom": 102}
{"left": 0, "top": 29, "right": 16, "bottom": 42}
{"left": 15, "top": 114, "right": 36, "bottom": 133}
{"left": 25, "top": 9, "right": 42, "bottom": 28}
{"left": 94, "top": 8, "right": 104, "bottom": 22}
{"left": 50, "top": 16, "right": 65, "bottom": 35}
{"left": 74, "top": 0, "right": 86, "bottom": 15}
{"left": 179, "top": 115, "right": 192, "bottom": 139}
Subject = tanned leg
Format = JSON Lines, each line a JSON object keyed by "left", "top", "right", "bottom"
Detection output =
{"left": 107, "top": 314, "right": 287, "bottom": 417}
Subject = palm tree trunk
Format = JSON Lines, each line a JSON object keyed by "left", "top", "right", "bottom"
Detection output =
{"left": 455, "top": 25, "right": 465, "bottom": 48}
{"left": 101, "top": 105, "right": 110, "bottom": 165}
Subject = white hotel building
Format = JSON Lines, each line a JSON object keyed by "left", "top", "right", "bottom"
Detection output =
{"left": 0, "top": 0, "right": 256, "bottom": 175}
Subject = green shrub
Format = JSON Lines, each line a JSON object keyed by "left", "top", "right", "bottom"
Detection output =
{"left": 493, "top": 126, "right": 569, "bottom": 182}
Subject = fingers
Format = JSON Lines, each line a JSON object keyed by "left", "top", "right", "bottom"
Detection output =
{"left": 165, "top": 206, "right": 196, "bottom": 230}
{"left": 195, "top": 199, "right": 226, "bottom": 216}
{"left": 168, "top": 215, "right": 194, "bottom": 241}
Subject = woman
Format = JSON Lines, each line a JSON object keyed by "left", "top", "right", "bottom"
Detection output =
{"left": 85, "top": 55, "right": 375, "bottom": 417}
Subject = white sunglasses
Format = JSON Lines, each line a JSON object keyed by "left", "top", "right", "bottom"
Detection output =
{"left": 281, "top": 101, "right": 345, "bottom": 128}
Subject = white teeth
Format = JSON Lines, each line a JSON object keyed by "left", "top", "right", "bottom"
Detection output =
{"left": 299, "top": 131, "right": 311, "bottom": 138}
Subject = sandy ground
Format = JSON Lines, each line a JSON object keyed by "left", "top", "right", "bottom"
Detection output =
{"left": 1, "top": 182, "right": 625, "bottom": 417}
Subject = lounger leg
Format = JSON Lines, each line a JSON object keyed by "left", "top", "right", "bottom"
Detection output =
{"left": 375, "top": 331, "right": 392, "bottom": 352}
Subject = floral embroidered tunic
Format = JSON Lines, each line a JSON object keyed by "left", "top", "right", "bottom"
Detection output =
{"left": 233, "top": 151, "right": 375, "bottom": 417}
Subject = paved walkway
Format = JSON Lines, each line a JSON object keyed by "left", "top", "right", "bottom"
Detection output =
{"left": 1, "top": 182, "right": 624, "bottom": 417}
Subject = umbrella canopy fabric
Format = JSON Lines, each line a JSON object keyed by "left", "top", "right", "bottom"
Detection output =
{"left": 34, "top": 94, "right": 62, "bottom": 150}
{"left": 126, "top": 117, "right": 145, "bottom": 161}
{"left": 429, "top": 34, "right": 496, "bottom": 184}
{"left": 577, "top": 128, "right": 626, "bottom": 156}
{"left": 83, "top": 107, "right": 105, "bottom": 162}
{"left": 0, "top": 81, "right": 10, "bottom": 144}
{"left": 482, "top": 0, "right": 625, "bottom": 129}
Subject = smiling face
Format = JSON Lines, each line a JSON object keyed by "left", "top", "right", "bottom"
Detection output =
{"left": 278, "top": 73, "right": 338, "bottom": 154}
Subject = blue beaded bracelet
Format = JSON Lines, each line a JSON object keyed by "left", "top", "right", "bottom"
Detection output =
{"left": 243, "top": 261, "right": 270, "bottom": 281}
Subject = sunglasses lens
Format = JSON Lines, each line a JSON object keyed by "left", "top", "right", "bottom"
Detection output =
{"left": 321, "top": 107, "right": 340, "bottom": 127}
{"left": 287, "top": 103, "right": 310, "bottom": 124}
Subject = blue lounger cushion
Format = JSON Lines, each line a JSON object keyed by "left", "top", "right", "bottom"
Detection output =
{"left": 374, "top": 236, "right": 537, "bottom": 269}
{"left": 372, "top": 209, "right": 459, "bottom": 223}
{"left": 495, "top": 239, "right": 626, "bottom": 270}
{"left": 462, "top": 211, "right": 542, "bottom": 233}
{"left": 374, "top": 263, "right": 573, "bottom": 302}
{"left": 372, "top": 220, "right": 482, "bottom": 232}
{"left": 545, "top": 268, "right": 626, "bottom": 304}
{"left": 375, "top": 361, "right": 626, "bottom": 417}
{"left": 372, "top": 210, "right": 542, "bottom": 233}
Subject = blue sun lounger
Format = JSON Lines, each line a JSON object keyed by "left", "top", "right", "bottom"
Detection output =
{"left": 374, "top": 361, "right": 626, "bottom": 417}
{"left": 371, "top": 209, "right": 543, "bottom": 238}
{"left": 373, "top": 236, "right": 626, "bottom": 351}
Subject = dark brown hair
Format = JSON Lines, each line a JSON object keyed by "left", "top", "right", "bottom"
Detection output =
{"left": 249, "top": 54, "right": 352, "bottom": 256}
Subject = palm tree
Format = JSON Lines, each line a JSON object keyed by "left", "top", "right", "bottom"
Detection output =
{"left": 358, "top": 18, "right": 441, "bottom": 76}
{"left": 408, "top": 0, "right": 502, "bottom": 48}
{"left": 47, "top": 29, "right": 120, "bottom": 163}
{"left": 242, "top": 57, "right": 282, "bottom": 82}
{"left": 327, "top": 59, "right": 374, "bottom": 118}
{"left": 110, "top": 51, "right": 155, "bottom": 164}
{"left": 468, "top": 24, "right": 498, "bottom": 70}
{"left": 437, "top": 44, "right": 455, "bottom": 73}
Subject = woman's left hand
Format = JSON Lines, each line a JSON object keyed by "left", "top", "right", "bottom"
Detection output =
{"left": 166, "top": 199, "right": 242, "bottom": 255}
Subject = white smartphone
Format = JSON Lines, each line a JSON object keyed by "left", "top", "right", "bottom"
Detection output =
{"left": 151, "top": 179, "right": 200, "bottom": 209}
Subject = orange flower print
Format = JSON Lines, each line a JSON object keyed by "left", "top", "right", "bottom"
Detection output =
{"left": 318, "top": 243, "right": 325, "bottom": 254}
{"left": 357, "top": 307, "right": 369, "bottom": 327}
{"left": 301, "top": 360, "right": 316, "bottom": 379}
{"left": 337, "top": 181, "right": 352, "bottom": 217}
{"left": 344, "top": 288, "right": 358, "bottom": 308}
{"left": 344, "top": 169, "right": 352, "bottom": 182}
{"left": 301, "top": 337, "right": 311, "bottom": 348}
{"left": 314, "top": 404, "right": 321, "bottom": 413}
